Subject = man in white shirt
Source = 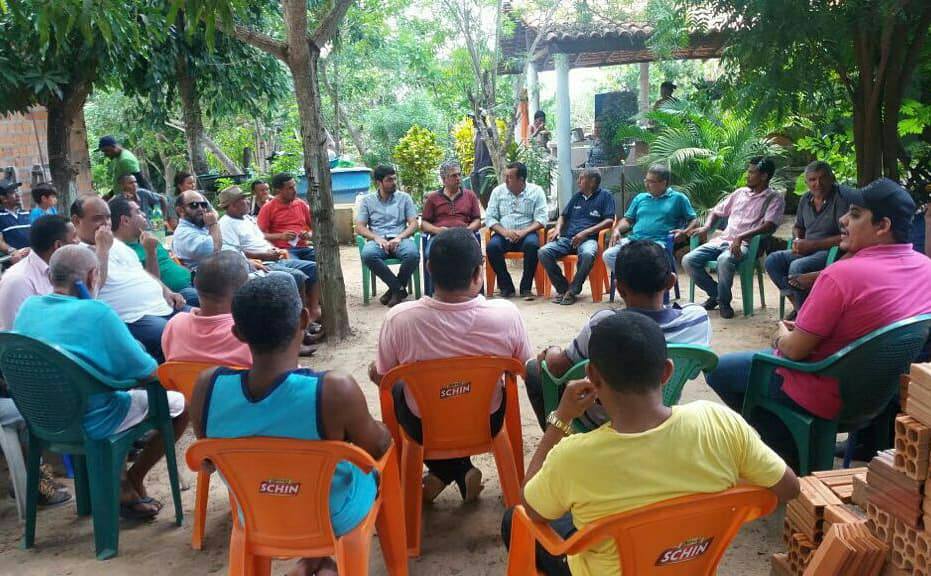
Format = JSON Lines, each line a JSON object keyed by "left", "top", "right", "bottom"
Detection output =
{"left": 217, "top": 185, "right": 321, "bottom": 325}
{"left": 70, "top": 196, "right": 187, "bottom": 362}
{"left": 0, "top": 215, "right": 78, "bottom": 330}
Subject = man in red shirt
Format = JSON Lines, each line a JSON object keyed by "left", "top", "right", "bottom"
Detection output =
{"left": 421, "top": 161, "right": 482, "bottom": 294}
{"left": 257, "top": 173, "right": 315, "bottom": 261}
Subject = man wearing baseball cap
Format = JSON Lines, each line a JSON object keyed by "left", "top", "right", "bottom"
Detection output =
{"left": 0, "top": 181, "right": 31, "bottom": 264}
{"left": 707, "top": 178, "right": 931, "bottom": 465}
{"left": 98, "top": 135, "right": 151, "bottom": 192}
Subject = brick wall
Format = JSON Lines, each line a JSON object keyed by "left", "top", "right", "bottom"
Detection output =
{"left": 0, "top": 107, "right": 93, "bottom": 209}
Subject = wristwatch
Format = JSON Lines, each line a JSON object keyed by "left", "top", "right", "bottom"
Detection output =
{"left": 546, "top": 411, "right": 573, "bottom": 436}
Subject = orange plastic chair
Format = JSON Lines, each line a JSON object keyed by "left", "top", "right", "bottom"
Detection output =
{"left": 506, "top": 486, "right": 778, "bottom": 576}
{"left": 378, "top": 356, "right": 525, "bottom": 556}
{"left": 186, "top": 437, "right": 408, "bottom": 576}
{"left": 483, "top": 228, "right": 547, "bottom": 297}
{"left": 158, "top": 361, "right": 246, "bottom": 550}
{"left": 541, "top": 229, "right": 609, "bottom": 302}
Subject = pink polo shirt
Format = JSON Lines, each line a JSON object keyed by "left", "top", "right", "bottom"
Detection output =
{"left": 161, "top": 310, "right": 252, "bottom": 368}
{"left": 0, "top": 251, "right": 52, "bottom": 330}
{"left": 708, "top": 187, "right": 785, "bottom": 246}
{"left": 376, "top": 295, "right": 533, "bottom": 417}
{"left": 779, "top": 244, "right": 931, "bottom": 418}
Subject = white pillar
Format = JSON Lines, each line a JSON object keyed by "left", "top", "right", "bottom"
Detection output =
{"left": 555, "top": 53, "right": 572, "bottom": 211}
{"left": 639, "top": 62, "right": 650, "bottom": 122}
{"left": 527, "top": 63, "right": 540, "bottom": 118}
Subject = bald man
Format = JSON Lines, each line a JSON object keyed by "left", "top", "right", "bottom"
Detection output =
{"left": 172, "top": 190, "right": 222, "bottom": 269}
{"left": 71, "top": 196, "right": 187, "bottom": 363}
{"left": 14, "top": 245, "right": 188, "bottom": 519}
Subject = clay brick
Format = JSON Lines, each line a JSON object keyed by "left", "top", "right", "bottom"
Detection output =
{"left": 894, "top": 415, "right": 931, "bottom": 481}
{"left": 771, "top": 552, "right": 794, "bottom": 576}
{"left": 853, "top": 474, "right": 870, "bottom": 508}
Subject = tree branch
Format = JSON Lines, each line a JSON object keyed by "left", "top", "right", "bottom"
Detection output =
{"left": 230, "top": 24, "right": 288, "bottom": 61}
{"left": 165, "top": 120, "right": 243, "bottom": 174}
{"left": 310, "top": 0, "right": 354, "bottom": 51}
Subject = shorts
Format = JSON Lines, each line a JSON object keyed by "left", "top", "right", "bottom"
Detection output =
{"left": 114, "top": 389, "right": 186, "bottom": 435}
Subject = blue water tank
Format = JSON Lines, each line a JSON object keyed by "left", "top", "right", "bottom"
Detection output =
{"left": 297, "top": 167, "right": 372, "bottom": 205}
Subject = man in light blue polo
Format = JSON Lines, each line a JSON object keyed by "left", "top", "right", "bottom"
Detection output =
{"left": 485, "top": 161, "right": 548, "bottom": 297}
{"left": 354, "top": 165, "right": 419, "bottom": 307}
{"left": 171, "top": 190, "right": 222, "bottom": 269}
{"left": 602, "top": 164, "right": 699, "bottom": 272}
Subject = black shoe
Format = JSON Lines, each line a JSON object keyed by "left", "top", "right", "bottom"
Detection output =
{"left": 702, "top": 298, "right": 719, "bottom": 311}
{"left": 379, "top": 290, "right": 392, "bottom": 306}
{"left": 785, "top": 309, "right": 798, "bottom": 321}
{"left": 498, "top": 288, "right": 515, "bottom": 298}
{"left": 387, "top": 289, "right": 409, "bottom": 308}
{"left": 719, "top": 304, "right": 735, "bottom": 319}
{"left": 519, "top": 289, "right": 534, "bottom": 300}
{"left": 834, "top": 440, "right": 877, "bottom": 462}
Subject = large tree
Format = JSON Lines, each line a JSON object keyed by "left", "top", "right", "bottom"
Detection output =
{"left": 0, "top": 1, "right": 159, "bottom": 209}
{"left": 179, "top": 0, "right": 354, "bottom": 339}
{"left": 657, "top": 0, "right": 930, "bottom": 185}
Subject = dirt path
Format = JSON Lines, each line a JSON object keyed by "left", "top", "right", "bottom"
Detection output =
{"left": 0, "top": 245, "right": 784, "bottom": 575}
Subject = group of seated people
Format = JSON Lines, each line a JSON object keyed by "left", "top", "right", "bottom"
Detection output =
{"left": 3, "top": 155, "right": 931, "bottom": 574}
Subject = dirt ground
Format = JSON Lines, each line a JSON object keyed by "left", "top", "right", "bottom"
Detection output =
{"left": 0, "top": 244, "right": 790, "bottom": 575}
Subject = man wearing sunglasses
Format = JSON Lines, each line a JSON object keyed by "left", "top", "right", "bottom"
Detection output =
{"left": 171, "top": 190, "right": 222, "bottom": 270}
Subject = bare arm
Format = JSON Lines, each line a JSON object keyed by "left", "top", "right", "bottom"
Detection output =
{"left": 319, "top": 370, "right": 391, "bottom": 460}
{"left": 190, "top": 367, "right": 220, "bottom": 439}
{"left": 420, "top": 219, "right": 445, "bottom": 235}
{"left": 396, "top": 217, "right": 418, "bottom": 241}
{"left": 466, "top": 217, "right": 482, "bottom": 232}
{"left": 774, "top": 320, "right": 824, "bottom": 361}
{"left": 769, "top": 467, "right": 800, "bottom": 503}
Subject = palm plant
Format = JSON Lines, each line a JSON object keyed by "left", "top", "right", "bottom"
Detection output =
{"left": 614, "top": 103, "right": 786, "bottom": 216}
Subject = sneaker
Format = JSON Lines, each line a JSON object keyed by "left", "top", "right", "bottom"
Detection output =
{"left": 422, "top": 472, "right": 446, "bottom": 504}
{"left": 559, "top": 293, "right": 577, "bottom": 305}
{"left": 550, "top": 293, "right": 566, "bottom": 304}
{"left": 702, "top": 298, "right": 719, "bottom": 311}
{"left": 38, "top": 465, "right": 71, "bottom": 508}
{"left": 387, "top": 289, "right": 409, "bottom": 308}
{"left": 459, "top": 467, "right": 484, "bottom": 503}
{"left": 719, "top": 304, "right": 735, "bottom": 319}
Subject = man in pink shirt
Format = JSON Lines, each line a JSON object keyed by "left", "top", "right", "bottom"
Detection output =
{"left": 0, "top": 215, "right": 78, "bottom": 330}
{"left": 683, "top": 157, "right": 785, "bottom": 318}
{"left": 707, "top": 178, "right": 931, "bottom": 463}
{"left": 162, "top": 251, "right": 252, "bottom": 367}
{"left": 369, "top": 228, "right": 533, "bottom": 503}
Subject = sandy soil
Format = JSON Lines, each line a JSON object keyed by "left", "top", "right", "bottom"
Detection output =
{"left": 0, "top": 245, "right": 788, "bottom": 575}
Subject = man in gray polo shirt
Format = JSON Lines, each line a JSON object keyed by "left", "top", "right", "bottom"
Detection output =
{"left": 355, "top": 164, "right": 419, "bottom": 307}
{"left": 765, "top": 160, "right": 851, "bottom": 317}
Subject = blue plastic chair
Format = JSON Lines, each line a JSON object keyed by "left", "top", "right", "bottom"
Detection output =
{"left": 0, "top": 333, "right": 183, "bottom": 560}
{"left": 741, "top": 314, "right": 931, "bottom": 475}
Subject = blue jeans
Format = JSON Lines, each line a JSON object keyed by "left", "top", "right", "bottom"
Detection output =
{"left": 178, "top": 286, "right": 200, "bottom": 307}
{"left": 269, "top": 258, "right": 317, "bottom": 285}
{"left": 126, "top": 307, "right": 189, "bottom": 364}
{"left": 682, "top": 242, "right": 747, "bottom": 306}
{"left": 764, "top": 249, "right": 830, "bottom": 309}
{"left": 486, "top": 232, "right": 541, "bottom": 293}
{"left": 288, "top": 246, "right": 316, "bottom": 262}
{"left": 361, "top": 238, "right": 419, "bottom": 294}
{"left": 538, "top": 236, "right": 598, "bottom": 296}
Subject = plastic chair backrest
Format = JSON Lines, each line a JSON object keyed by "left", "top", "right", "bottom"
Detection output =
{"left": 821, "top": 314, "right": 931, "bottom": 427}
{"left": 185, "top": 437, "right": 380, "bottom": 554}
{"left": 0, "top": 332, "right": 133, "bottom": 445}
{"left": 380, "top": 356, "right": 523, "bottom": 453}
{"left": 664, "top": 345, "right": 719, "bottom": 406}
{"left": 525, "top": 486, "right": 776, "bottom": 574}
{"left": 157, "top": 361, "right": 246, "bottom": 404}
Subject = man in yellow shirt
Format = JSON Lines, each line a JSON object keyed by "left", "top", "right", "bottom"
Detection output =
{"left": 504, "top": 311, "right": 799, "bottom": 576}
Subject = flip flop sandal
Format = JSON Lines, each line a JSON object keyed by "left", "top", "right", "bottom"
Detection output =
{"left": 120, "top": 497, "right": 160, "bottom": 520}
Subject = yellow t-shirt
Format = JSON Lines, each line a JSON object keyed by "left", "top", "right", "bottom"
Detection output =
{"left": 523, "top": 400, "right": 786, "bottom": 576}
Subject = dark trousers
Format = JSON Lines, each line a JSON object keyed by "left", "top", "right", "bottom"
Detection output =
{"left": 178, "top": 286, "right": 200, "bottom": 307}
{"left": 126, "top": 307, "right": 188, "bottom": 364}
{"left": 288, "top": 246, "right": 316, "bottom": 262}
{"left": 524, "top": 359, "right": 548, "bottom": 431}
{"left": 501, "top": 507, "right": 575, "bottom": 576}
{"left": 486, "top": 232, "right": 540, "bottom": 293}
{"left": 392, "top": 382, "right": 505, "bottom": 488}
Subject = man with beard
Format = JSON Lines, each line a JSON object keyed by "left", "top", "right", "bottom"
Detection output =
{"left": 171, "top": 190, "right": 222, "bottom": 270}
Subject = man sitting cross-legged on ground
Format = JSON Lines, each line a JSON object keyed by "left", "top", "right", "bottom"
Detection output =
{"left": 525, "top": 240, "right": 711, "bottom": 430}
{"left": 355, "top": 165, "right": 420, "bottom": 307}
{"left": 14, "top": 245, "right": 188, "bottom": 520}
{"left": 502, "top": 311, "right": 799, "bottom": 576}
{"left": 369, "top": 228, "right": 533, "bottom": 503}
{"left": 190, "top": 273, "right": 391, "bottom": 576}
{"left": 539, "top": 168, "right": 615, "bottom": 305}
{"left": 72, "top": 196, "right": 187, "bottom": 363}
{"left": 707, "top": 178, "right": 931, "bottom": 463}
{"left": 108, "top": 196, "right": 199, "bottom": 306}
{"left": 161, "top": 251, "right": 253, "bottom": 367}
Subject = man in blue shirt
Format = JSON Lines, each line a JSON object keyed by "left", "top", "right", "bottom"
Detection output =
{"left": 0, "top": 181, "right": 32, "bottom": 263}
{"left": 354, "top": 165, "right": 419, "bottom": 307}
{"left": 539, "top": 169, "right": 615, "bottom": 305}
{"left": 14, "top": 244, "right": 187, "bottom": 520}
{"left": 602, "top": 164, "right": 699, "bottom": 272}
{"left": 171, "top": 190, "right": 222, "bottom": 269}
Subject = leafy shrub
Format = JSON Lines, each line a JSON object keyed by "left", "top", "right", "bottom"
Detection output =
{"left": 393, "top": 125, "right": 443, "bottom": 205}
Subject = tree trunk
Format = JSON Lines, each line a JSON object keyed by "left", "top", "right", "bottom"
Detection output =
{"left": 283, "top": 0, "right": 351, "bottom": 340}
{"left": 47, "top": 68, "right": 94, "bottom": 215}
{"left": 176, "top": 50, "right": 210, "bottom": 176}
{"left": 202, "top": 133, "right": 243, "bottom": 174}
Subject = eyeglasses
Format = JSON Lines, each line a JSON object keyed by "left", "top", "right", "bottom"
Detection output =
{"left": 186, "top": 201, "right": 209, "bottom": 209}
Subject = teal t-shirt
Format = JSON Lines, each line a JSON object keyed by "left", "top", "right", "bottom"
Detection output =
{"left": 625, "top": 189, "right": 697, "bottom": 243}
{"left": 29, "top": 206, "right": 58, "bottom": 223}
{"left": 13, "top": 294, "right": 158, "bottom": 439}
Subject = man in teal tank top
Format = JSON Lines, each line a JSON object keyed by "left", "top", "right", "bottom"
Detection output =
{"left": 189, "top": 274, "right": 391, "bottom": 576}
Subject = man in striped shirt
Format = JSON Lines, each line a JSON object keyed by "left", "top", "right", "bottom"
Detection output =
{"left": 0, "top": 181, "right": 32, "bottom": 264}
{"left": 525, "top": 240, "right": 712, "bottom": 429}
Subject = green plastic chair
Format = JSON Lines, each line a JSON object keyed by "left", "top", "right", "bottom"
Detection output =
{"left": 741, "top": 313, "right": 931, "bottom": 476}
{"left": 688, "top": 231, "right": 769, "bottom": 317}
{"left": 0, "top": 333, "right": 183, "bottom": 560}
{"left": 542, "top": 344, "right": 719, "bottom": 432}
{"left": 778, "top": 242, "right": 840, "bottom": 320}
{"left": 355, "top": 232, "right": 422, "bottom": 305}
